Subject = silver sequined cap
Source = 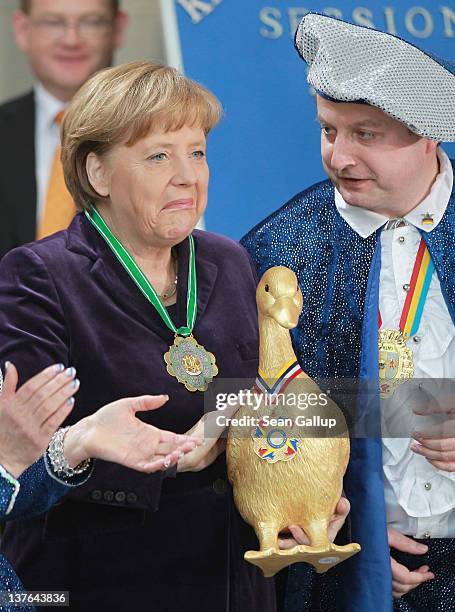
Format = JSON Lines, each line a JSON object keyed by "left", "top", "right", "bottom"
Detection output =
{"left": 295, "top": 13, "right": 455, "bottom": 142}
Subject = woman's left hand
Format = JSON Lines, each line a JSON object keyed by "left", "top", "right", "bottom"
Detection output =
{"left": 64, "top": 395, "right": 201, "bottom": 473}
{"left": 277, "top": 496, "right": 351, "bottom": 549}
{"left": 176, "top": 405, "right": 243, "bottom": 473}
{"left": 176, "top": 410, "right": 227, "bottom": 473}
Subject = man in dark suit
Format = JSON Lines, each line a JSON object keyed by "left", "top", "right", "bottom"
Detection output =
{"left": 0, "top": 0, "right": 127, "bottom": 257}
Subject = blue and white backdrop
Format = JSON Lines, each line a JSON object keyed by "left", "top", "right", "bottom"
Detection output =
{"left": 161, "top": 1, "right": 455, "bottom": 239}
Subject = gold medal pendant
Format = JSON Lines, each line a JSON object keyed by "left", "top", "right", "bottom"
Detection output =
{"left": 378, "top": 329, "right": 414, "bottom": 398}
{"left": 164, "top": 335, "right": 218, "bottom": 392}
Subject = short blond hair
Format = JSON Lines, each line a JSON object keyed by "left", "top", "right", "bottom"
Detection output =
{"left": 61, "top": 61, "right": 222, "bottom": 210}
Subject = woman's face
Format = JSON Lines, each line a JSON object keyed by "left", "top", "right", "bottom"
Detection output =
{"left": 92, "top": 124, "right": 209, "bottom": 247}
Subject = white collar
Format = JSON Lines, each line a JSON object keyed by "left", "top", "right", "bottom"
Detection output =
{"left": 335, "top": 148, "right": 453, "bottom": 239}
{"left": 34, "top": 81, "right": 67, "bottom": 129}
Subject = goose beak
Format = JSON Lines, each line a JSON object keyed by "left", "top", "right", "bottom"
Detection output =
{"left": 269, "top": 296, "right": 301, "bottom": 329}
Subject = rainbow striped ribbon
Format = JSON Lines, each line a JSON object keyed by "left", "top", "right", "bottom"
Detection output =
{"left": 254, "top": 359, "right": 303, "bottom": 397}
{"left": 379, "top": 238, "right": 434, "bottom": 336}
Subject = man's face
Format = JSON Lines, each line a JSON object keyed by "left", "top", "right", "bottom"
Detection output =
{"left": 14, "top": 0, "right": 127, "bottom": 101}
{"left": 317, "top": 95, "right": 437, "bottom": 214}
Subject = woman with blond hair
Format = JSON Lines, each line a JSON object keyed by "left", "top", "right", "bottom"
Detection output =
{"left": 0, "top": 61, "right": 277, "bottom": 610}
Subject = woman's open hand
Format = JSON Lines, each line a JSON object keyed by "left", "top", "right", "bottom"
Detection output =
{"left": 0, "top": 362, "right": 78, "bottom": 478}
{"left": 64, "top": 395, "right": 201, "bottom": 473}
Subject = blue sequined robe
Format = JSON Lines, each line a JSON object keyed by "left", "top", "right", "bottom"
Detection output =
{"left": 241, "top": 159, "right": 455, "bottom": 612}
{"left": 0, "top": 458, "right": 89, "bottom": 611}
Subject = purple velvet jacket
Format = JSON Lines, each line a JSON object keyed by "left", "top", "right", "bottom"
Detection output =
{"left": 0, "top": 214, "right": 275, "bottom": 611}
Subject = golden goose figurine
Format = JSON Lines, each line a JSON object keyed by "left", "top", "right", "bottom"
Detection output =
{"left": 226, "top": 266, "right": 360, "bottom": 577}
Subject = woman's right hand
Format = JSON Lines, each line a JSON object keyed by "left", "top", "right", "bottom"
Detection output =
{"left": 63, "top": 395, "right": 203, "bottom": 473}
{"left": 0, "top": 362, "right": 78, "bottom": 478}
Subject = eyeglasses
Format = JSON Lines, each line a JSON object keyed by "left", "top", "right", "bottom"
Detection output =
{"left": 29, "top": 16, "right": 114, "bottom": 39}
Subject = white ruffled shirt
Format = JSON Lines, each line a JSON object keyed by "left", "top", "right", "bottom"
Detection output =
{"left": 336, "top": 148, "right": 455, "bottom": 538}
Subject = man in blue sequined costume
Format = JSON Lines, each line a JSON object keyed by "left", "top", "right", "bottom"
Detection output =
{"left": 242, "top": 13, "right": 455, "bottom": 612}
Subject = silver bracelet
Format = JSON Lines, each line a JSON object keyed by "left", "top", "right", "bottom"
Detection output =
{"left": 47, "top": 426, "right": 91, "bottom": 478}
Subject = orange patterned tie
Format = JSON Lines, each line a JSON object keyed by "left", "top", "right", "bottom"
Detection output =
{"left": 36, "top": 110, "right": 76, "bottom": 239}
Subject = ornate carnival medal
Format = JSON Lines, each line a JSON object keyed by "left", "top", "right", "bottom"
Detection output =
{"left": 379, "top": 238, "right": 434, "bottom": 398}
{"left": 85, "top": 207, "right": 218, "bottom": 392}
{"left": 164, "top": 335, "right": 218, "bottom": 392}
{"left": 378, "top": 329, "right": 414, "bottom": 398}
{"left": 251, "top": 359, "right": 302, "bottom": 463}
